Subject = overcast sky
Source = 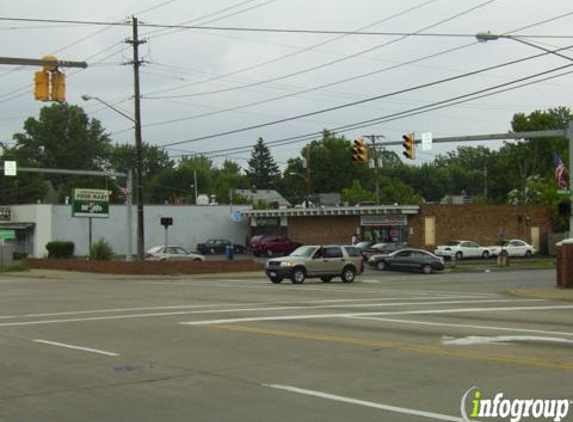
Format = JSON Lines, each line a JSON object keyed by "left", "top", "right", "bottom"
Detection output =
{"left": 1, "top": 0, "right": 573, "bottom": 168}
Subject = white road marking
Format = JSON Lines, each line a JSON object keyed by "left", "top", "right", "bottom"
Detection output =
{"left": 181, "top": 303, "right": 572, "bottom": 326}
{"left": 264, "top": 384, "right": 467, "bottom": 422}
{"left": 34, "top": 340, "right": 119, "bottom": 356}
{"left": 0, "top": 298, "right": 525, "bottom": 327}
{"left": 441, "top": 335, "right": 573, "bottom": 346}
{"left": 346, "top": 316, "right": 573, "bottom": 338}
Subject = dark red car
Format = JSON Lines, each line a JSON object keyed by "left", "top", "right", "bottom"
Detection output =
{"left": 249, "top": 235, "right": 302, "bottom": 257}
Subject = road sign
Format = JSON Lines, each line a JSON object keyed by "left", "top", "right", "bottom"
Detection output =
{"left": 231, "top": 210, "right": 242, "bottom": 222}
{"left": 421, "top": 132, "right": 433, "bottom": 151}
{"left": 0, "top": 230, "right": 15, "bottom": 240}
{"left": 4, "top": 161, "right": 16, "bottom": 176}
{"left": 72, "top": 188, "right": 110, "bottom": 218}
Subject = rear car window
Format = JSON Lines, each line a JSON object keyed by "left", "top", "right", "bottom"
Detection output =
{"left": 344, "top": 247, "right": 362, "bottom": 257}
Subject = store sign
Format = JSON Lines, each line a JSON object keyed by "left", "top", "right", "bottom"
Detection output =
{"left": 0, "top": 230, "right": 15, "bottom": 240}
{"left": 0, "top": 206, "right": 11, "bottom": 221}
{"left": 361, "top": 215, "right": 407, "bottom": 226}
{"left": 72, "top": 188, "right": 110, "bottom": 218}
{"left": 257, "top": 217, "right": 281, "bottom": 227}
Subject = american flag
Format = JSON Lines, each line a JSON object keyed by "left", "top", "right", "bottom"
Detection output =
{"left": 553, "top": 151, "right": 567, "bottom": 188}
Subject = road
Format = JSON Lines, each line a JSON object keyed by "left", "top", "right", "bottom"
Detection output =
{"left": 0, "top": 268, "right": 571, "bottom": 422}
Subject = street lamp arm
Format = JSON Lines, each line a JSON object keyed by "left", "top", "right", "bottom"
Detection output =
{"left": 81, "top": 95, "right": 136, "bottom": 123}
{"left": 476, "top": 32, "right": 573, "bottom": 63}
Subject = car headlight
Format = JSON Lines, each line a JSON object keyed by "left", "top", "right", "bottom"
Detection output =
{"left": 280, "top": 262, "right": 294, "bottom": 267}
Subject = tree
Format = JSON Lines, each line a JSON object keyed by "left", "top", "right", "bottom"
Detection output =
{"left": 342, "top": 180, "right": 375, "bottom": 205}
{"left": 6, "top": 103, "right": 112, "bottom": 201}
{"left": 246, "top": 138, "right": 280, "bottom": 189}
{"left": 108, "top": 142, "right": 173, "bottom": 179}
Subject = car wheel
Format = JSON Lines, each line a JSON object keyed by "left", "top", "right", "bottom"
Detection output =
{"left": 421, "top": 264, "right": 433, "bottom": 274}
{"left": 376, "top": 260, "right": 386, "bottom": 271}
{"left": 193, "top": 258, "right": 202, "bottom": 262}
{"left": 291, "top": 267, "right": 306, "bottom": 284}
{"left": 341, "top": 266, "right": 356, "bottom": 283}
{"left": 320, "top": 276, "right": 332, "bottom": 283}
{"left": 455, "top": 251, "right": 463, "bottom": 260}
{"left": 482, "top": 250, "right": 490, "bottom": 259}
{"left": 270, "top": 277, "right": 283, "bottom": 284}
{"left": 525, "top": 250, "right": 532, "bottom": 258}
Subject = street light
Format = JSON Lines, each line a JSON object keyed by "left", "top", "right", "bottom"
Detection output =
{"left": 476, "top": 32, "right": 573, "bottom": 235}
{"left": 288, "top": 172, "right": 310, "bottom": 208}
{"left": 82, "top": 94, "right": 146, "bottom": 261}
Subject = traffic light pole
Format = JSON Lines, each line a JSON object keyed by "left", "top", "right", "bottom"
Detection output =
{"left": 364, "top": 135, "right": 382, "bottom": 205}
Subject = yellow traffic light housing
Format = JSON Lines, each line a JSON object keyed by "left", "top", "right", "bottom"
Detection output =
{"left": 402, "top": 133, "right": 415, "bottom": 160}
{"left": 50, "top": 70, "right": 66, "bottom": 102}
{"left": 352, "top": 138, "right": 368, "bottom": 163}
{"left": 34, "top": 71, "right": 50, "bottom": 101}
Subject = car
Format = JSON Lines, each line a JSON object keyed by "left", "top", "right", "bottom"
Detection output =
{"left": 368, "top": 248, "right": 445, "bottom": 274}
{"left": 354, "top": 241, "right": 374, "bottom": 252}
{"left": 434, "top": 240, "right": 491, "bottom": 260}
{"left": 265, "top": 245, "right": 364, "bottom": 284}
{"left": 249, "top": 235, "right": 302, "bottom": 257}
{"left": 196, "top": 238, "right": 246, "bottom": 255}
{"left": 145, "top": 246, "right": 205, "bottom": 262}
{"left": 362, "top": 242, "right": 407, "bottom": 261}
{"left": 489, "top": 239, "right": 536, "bottom": 257}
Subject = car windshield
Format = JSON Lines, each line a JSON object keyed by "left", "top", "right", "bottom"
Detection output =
{"left": 372, "top": 243, "right": 388, "bottom": 248}
{"left": 290, "top": 246, "right": 317, "bottom": 257}
{"left": 146, "top": 246, "right": 163, "bottom": 253}
{"left": 446, "top": 241, "right": 461, "bottom": 246}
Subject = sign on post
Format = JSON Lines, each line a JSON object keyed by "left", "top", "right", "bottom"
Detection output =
{"left": 72, "top": 189, "right": 110, "bottom": 218}
{"left": 421, "top": 132, "right": 433, "bottom": 151}
{"left": 4, "top": 161, "right": 17, "bottom": 176}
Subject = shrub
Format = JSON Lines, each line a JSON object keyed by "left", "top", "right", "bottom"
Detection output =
{"left": 89, "top": 238, "right": 114, "bottom": 261}
{"left": 46, "top": 241, "right": 75, "bottom": 259}
{"left": 13, "top": 252, "right": 28, "bottom": 261}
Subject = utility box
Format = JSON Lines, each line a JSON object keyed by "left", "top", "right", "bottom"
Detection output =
{"left": 556, "top": 239, "right": 573, "bottom": 288}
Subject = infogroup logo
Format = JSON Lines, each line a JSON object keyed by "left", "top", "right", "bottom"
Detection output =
{"left": 461, "top": 387, "right": 571, "bottom": 422}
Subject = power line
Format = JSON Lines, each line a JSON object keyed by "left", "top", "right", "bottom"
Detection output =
{"left": 154, "top": 44, "right": 573, "bottom": 147}
{"left": 167, "top": 63, "right": 573, "bottom": 159}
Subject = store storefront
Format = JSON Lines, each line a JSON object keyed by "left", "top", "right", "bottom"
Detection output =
{"left": 360, "top": 215, "right": 408, "bottom": 243}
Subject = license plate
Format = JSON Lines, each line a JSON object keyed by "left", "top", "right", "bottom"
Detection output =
{"left": 269, "top": 271, "right": 276, "bottom": 277}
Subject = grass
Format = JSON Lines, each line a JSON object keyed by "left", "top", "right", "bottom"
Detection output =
{"left": 0, "top": 263, "right": 29, "bottom": 273}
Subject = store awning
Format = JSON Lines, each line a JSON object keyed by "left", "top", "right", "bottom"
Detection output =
{"left": 0, "top": 222, "right": 34, "bottom": 230}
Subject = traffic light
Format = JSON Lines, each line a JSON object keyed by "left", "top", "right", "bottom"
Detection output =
{"left": 34, "top": 71, "right": 50, "bottom": 101}
{"left": 352, "top": 138, "right": 368, "bottom": 163}
{"left": 402, "top": 133, "right": 415, "bottom": 160}
{"left": 50, "top": 70, "right": 66, "bottom": 102}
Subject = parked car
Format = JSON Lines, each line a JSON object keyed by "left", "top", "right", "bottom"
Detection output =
{"left": 489, "top": 239, "right": 536, "bottom": 257}
{"left": 265, "top": 245, "right": 364, "bottom": 284}
{"left": 368, "top": 248, "right": 445, "bottom": 274}
{"left": 197, "top": 238, "right": 246, "bottom": 255}
{"left": 362, "top": 242, "right": 406, "bottom": 261}
{"left": 354, "top": 241, "right": 374, "bottom": 252}
{"left": 434, "top": 240, "right": 491, "bottom": 260}
{"left": 249, "top": 235, "right": 302, "bottom": 257}
{"left": 145, "top": 246, "right": 205, "bottom": 262}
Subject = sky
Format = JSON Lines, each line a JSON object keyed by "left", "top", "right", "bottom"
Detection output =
{"left": 1, "top": 0, "right": 573, "bottom": 169}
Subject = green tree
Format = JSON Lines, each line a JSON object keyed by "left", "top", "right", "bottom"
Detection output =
{"left": 341, "top": 180, "right": 374, "bottom": 205}
{"left": 246, "top": 138, "right": 280, "bottom": 189}
{"left": 6, "top": 103, "right": 112, "bottom": 201}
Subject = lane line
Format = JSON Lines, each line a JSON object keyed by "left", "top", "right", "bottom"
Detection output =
{"left": 217, "top": 325, "right": 573, "bottom": 370}
{"left": 33, "top": 340, "right": 119, "bottom": 356}
{"left": 182, "top": 301, "right": 573, "bottom": 326}
{"left": 264, "top": 384, "right": 467, "bottom": 422}
{"left": 346, "top": 316, "right": 573, "bottom": 337}
{"left": 0, "top": 298, "right": 526, "bottom": 328}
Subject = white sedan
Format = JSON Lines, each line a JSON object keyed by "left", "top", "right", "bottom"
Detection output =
{"left": 145, "top": 246, "right": 205, "bottom": 262}
{"left": 434, "top": 240, "right": 491, "bottom": 260}
{"left": 489, "top": 239, "right": 536, "bottom": 257}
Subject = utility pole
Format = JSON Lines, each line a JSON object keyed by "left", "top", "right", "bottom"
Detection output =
{"left": 126, "top": 16, "right": 146, "bottom": 261}
{"left": 305, "top": 147, "right": 311, "bottom": 208}
{"left": 364, "top": 135, "right": 385, "bottom": 205}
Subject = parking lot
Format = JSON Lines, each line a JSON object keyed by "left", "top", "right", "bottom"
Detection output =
{"left": 1, "top": 268, "right": 571, "bottom": 421}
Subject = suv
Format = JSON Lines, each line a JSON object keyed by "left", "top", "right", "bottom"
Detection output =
{"left": 265, "top": 245, "right": 364, "bottom": 284}
{"left": 249, "top": 235, "right": 302, "bottom": 257}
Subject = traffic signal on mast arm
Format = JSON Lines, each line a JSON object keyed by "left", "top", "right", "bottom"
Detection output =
{"left": 50, "top": 70, "right": 66, "bottom": 102}
{"left": 402, "top": 133, "right": 415, "bottom": 160}
{"left": 352, "top": 138, "right": 368, "bottom": 163}
{"left": 34, "top": 71, "right": 50, "bottom": 101}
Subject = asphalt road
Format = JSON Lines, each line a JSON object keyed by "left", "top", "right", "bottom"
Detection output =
{"left": 0, "top": 268, "right": 571, "bottom": 422}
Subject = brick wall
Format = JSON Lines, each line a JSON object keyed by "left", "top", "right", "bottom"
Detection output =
{"left": 287, "top": 216, "right": 360, "bottom": 245}
{"left": 408, "top": 204, "right": 553, "bottom": 252}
